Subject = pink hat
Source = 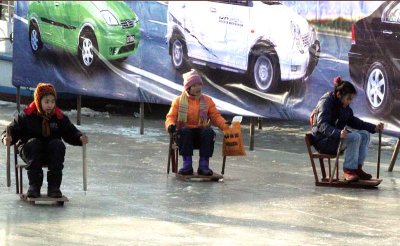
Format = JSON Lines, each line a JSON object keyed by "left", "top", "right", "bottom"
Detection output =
{"left": 183, "top": 69, "right": 203, "bottom": 91}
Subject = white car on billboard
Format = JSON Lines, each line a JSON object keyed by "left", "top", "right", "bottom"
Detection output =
{"left": 167, "top": 0, "right": 320, "bottom": 92}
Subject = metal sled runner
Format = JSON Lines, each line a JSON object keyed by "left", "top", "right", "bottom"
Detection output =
{"left": 304, "top": 131, "right": 382, "bottom": 188}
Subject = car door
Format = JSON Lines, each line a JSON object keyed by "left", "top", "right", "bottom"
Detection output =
{"left": 49, "top": 1, "right": 66, "bottom": 48}
{"left": 200, "top": 1, "right": 229, "bottom": 64}
{"left": 379, "top": 2, "right": 400, "bottom": 61}
{"left": 61, "top": 1, "right": 80, "bottom": 53}
{"left": 180, "top": 1, "right": 212, "bottom": 60}
{"left": 34, "top": 1, "right": 53, "bottom": 43}
{"left": 222, "top": 0, "right": 249, "bottom": 69}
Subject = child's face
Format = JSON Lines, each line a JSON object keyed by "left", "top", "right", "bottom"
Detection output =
{"left": 188, "top": 83, "right": 202, "bottom": 97}
{"left": 338, "top": 93, "right": 354, "bottom": 108}
{"left": 41, "top": 94, "right": 56, "bottom": 115}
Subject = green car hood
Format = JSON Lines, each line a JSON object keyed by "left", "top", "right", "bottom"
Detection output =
{"left": 91, "top": 1, "right": 135, "bottom": 20}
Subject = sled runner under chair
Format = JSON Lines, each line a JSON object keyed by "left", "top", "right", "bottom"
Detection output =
{"left": 5, "top": 128, "right": 88, "bottom": 206}
{"left": 167, "top": 131, "right": 225, "bottom": 182}
{"left": 304, "top": 131, "right": 383, "bottom": 188}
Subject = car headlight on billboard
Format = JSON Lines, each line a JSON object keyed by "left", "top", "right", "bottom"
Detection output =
{"left": 101, "top": 10, "right": 119, "bottom": 26}
{"left": 291, "top": 20, "right": 304, "bottom": 54}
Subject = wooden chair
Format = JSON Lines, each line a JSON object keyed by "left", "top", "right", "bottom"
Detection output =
{"left": 167, "top": 132, "right": 225, "bottom": 181}
{"left": 304, "top": 133, "right": 382, "bottom": 188}
{"left": 305, "top": 133, "right": 338, "bottom": 185}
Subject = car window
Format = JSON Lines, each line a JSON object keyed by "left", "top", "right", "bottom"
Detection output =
{"left": 385, "top": 2, "right": 400, "bottom": 23}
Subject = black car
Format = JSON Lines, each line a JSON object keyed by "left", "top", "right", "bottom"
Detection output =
{"left": 349, "top": 1, "right": 400, "bottom": 116}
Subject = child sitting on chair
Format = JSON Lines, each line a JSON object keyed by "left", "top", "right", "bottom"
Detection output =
{"left": 165, "top": 69, "right": 229, "bottom": 176}
{"left": 1, "top": 83, "right": 88, "bottom": 198}
{"left": 311, "top": 76, "right": 384, "bottom": 181}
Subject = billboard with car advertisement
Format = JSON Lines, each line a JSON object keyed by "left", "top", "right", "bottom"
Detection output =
{"left": 12, "top": 1, "right": 400, "bottom": 135}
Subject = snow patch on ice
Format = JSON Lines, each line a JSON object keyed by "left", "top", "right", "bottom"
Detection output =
{"left": 77, "top": 123, "right": 165, "bottom": 139}
{"left": 64, "top": 108, "right": 110, "bottom": 118}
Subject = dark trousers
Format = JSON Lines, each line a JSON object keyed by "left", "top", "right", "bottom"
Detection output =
{"left": 177, "top": 127, "right": 215, "bottom": 157}
{"left": 20, "top": 138, "right": 66, "bottom": 171}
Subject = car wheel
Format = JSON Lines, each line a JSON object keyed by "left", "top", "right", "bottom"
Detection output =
{"left": 79, "top": 29, "right": 98, "bottom": 68}
{"left": 170, "top": 35, "right": 189, "bottom": 72}
{"left": 249, "top": 51, "right": 279, "bottom": 93}
{"left": 29, "top": 22, "right": 42, "bottom": 54}
{"left": 364, "top": 61, "right": 393, "bottom": 116}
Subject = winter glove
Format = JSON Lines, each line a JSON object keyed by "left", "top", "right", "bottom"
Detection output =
{"left": 168, "top": 124, "right": 176, "bottom": 134}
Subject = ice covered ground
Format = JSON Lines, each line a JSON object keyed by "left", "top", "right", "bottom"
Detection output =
{"left": 1, "top": 101, "right": 400, "bottom": 245}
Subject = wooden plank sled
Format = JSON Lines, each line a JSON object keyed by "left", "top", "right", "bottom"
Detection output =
{"left": 176, "top": 172, "right": 223, "bottom": 182}
{"left": 317, "top": 178, "right": 382, "bottom": 188}
{"left": 20, "top": 194, "right": 69, "bottom": 206}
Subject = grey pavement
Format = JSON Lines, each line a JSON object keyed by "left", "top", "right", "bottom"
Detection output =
{"left": 1, "top": 101, "right": 400, "bottom": 245}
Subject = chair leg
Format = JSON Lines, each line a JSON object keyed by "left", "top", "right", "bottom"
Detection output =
{"left": 171, "top": 149, "right": 178, "bottom": 173}
{"left": 19, "top": 168, "right": 23, "bottom": 195}
{"left": 221, "top": 156, "right": 226, "bottom": 175}
{"left": 14, "top": 147, "right": 19, "bottom": 194}
{"left": 318, "top": 158, "right": 326, "bottom": 179}
{"left": 328, "top": 158, "right": 332, "bottom": 179}
{"left": 309, "top": 157, "right": 319, "bottom": 183}
{"left": 336, "top": 161, "right": 339, "bottom": 180}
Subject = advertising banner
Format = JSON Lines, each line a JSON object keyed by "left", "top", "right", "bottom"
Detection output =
{"left": 12, "top": 1, "right": 400, "bottom": 135}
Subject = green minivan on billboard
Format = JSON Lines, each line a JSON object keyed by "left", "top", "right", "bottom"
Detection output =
{"left": 27, "top": 1, "right": 141, "bottom": 69}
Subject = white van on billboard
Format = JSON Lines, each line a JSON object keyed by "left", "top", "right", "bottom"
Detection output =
{"left": 166, "top": 0, "right": 320, "bottom": 93}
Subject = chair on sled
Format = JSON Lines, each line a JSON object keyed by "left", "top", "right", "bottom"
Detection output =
{"left": 166, "top": 131, "right": 226, "bottom": 182}
{"left": 304, "top": 131, "right": 382, "bottom": 188}
{"left": 5, "top": 128, "right": 88, "bottom": 206}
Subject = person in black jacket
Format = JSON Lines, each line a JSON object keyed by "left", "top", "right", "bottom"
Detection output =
{"left": 1, "top": 83, "right": 88, "bottom": 198}
{"left": 311, "top": 77, "right": 384, "bottom": 181}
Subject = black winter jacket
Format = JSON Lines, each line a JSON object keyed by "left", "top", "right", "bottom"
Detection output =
{"left": 1, "top": 104, "right": 82, "bottom": 150}
{"left": 311, "top": 92, "right": 376, "bottom": 155}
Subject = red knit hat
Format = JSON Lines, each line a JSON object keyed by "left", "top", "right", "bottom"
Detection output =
{"left": 183, "top": 69, "right": 203, "bottom": 91}
{"left": 34, "top": 83, "right": 57, "bottom": 114}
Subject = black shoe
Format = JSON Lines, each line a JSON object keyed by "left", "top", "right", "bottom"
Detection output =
{"left": 197, "top": 168, "right": 213, "bottom": 176}
{"left": 47, "top": 170, "right": 63, "bottom": 198}
{"left": 27, "top": 185, "right": 41, "bottom": 198}
{"left": 27, "top": 169, "right": 43, "bottom": 198}
{"left": 178, "top": 167, "right": 193, "bottom": 175}
{"left": 47, "top": 187, "right": 62, "bottom": 198}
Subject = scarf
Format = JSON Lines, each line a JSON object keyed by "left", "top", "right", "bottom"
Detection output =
{"left": 24, "top": 102, "right": 63, "bottom": 137}
{"left": 177, "top": 91, "right": 208, "bottom": 129}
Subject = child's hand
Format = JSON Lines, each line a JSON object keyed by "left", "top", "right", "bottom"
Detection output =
{"left": 80, "top": 135, "right": 88, "bottom": 145}
{"left": 375, "top": 122, "right": 384, "bottom": 132}
{"left": 2, "top": 136, "right": 12, "bottom": 146}
{"left": 340, "top": 128, "right": 348, "bottom": 139}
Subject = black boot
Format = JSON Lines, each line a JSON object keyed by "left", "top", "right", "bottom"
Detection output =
{"left": 27, "top": 169, "right": 43, "bottom": 198}
{"left": 47, "top": 171, "right": 63, "bottom": 198}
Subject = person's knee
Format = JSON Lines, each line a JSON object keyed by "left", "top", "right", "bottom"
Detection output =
{"left": 201, "top": 127, "right": 215, "bottom": 138}
{"left": 358, "top": 130, "right": 370, "bottom": 141}
{"left": 47, "top": 139, "right": 66, "bottom": 154}
{"left": 347, "top": 132, "right": 361, "bottom": 144}
{"left": 24, "top": 138, "right": 45, "bottom": 153}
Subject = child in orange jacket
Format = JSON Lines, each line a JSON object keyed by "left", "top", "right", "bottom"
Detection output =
{"left": 165, "top": 70, "right": 228, "bottom": 176}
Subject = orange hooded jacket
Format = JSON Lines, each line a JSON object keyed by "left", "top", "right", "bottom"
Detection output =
{"left": 165, "top": 94, "right": 228, "bottom": 131}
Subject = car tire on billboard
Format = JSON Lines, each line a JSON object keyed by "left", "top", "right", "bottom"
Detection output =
{"left": 170, "top": 34, "right": 189, "bottom": 72}
{"left": 365, "top": 61, "right": 393, "bottom": 117}
{"left": 29, "top": 22, "right": 42, "bottom": 54}
{"left": 249, "top": 49, "right": 279, "bottom": 93}
{"left": 78, "top": 29, "right": 98, "bottom": 69}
